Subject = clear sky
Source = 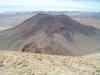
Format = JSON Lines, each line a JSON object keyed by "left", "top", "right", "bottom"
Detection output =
{"left": 0, "top": 0, "right": 100, "bottom": 12}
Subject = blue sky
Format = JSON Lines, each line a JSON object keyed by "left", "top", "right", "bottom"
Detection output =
{"left": 0, "top": 0, "right": 100, "bottom": 12}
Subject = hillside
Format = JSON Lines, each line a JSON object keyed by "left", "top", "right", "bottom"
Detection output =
{"left": 0, "top": 51, "right": 100, "bottom": 75}
{"left": 0, "top": 13, "right": 100, "bottom": 56}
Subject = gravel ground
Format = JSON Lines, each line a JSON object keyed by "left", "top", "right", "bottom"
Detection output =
{"left": 0, "top": 51, "right": 100, "bottom": 75}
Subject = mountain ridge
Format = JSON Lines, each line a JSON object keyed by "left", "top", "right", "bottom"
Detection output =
{"left": 0, "top": 13, "right": 100, "bottom": 56}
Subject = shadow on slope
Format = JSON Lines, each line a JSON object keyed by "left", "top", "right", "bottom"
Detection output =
{"left": 0, "top": 13, "right": 100, "bottom": 56}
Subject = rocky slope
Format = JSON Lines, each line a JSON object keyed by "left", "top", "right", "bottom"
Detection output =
{"left": 0, "top": 13, "right": 100, "bottom": 56}
{"left": 0, "top": 51, "right": 100, "bottom": 75}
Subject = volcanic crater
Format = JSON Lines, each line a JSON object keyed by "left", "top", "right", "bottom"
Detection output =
{"left": 0, "top": 13, "right": 100, "bottom": 56}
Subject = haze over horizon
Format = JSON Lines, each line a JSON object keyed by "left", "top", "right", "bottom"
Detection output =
{"left": 0, "top": 0, "right": 100, "bottom": 12}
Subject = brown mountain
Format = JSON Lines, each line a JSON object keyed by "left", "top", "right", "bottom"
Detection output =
{"left": 0, "top": 13, "right": 100, "bottom": 56}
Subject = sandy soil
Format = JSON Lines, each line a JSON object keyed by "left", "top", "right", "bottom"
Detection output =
{"left": 0, "top": 13, "right": 33, "bottom": 31}
{"left": 0, "top": 51, "right": 100, "bottom": 75}
{"left": 74, "top": 18, "right": 100, "bottom": 29}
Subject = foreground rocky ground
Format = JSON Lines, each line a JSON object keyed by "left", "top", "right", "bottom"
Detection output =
{"left": 0, "top": 51, "right": 100, "bottom": 75}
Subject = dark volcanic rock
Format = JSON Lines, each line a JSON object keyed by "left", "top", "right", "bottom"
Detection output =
{"left": 0, "top": 13, "right": 100, "bottom": 56}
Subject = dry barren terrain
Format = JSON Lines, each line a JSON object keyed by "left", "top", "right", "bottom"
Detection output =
{"left": 0, "top": 51, "right": 100, "bottom": 75}
{"left": 0, "top": 12, "right": 100, "bottom": 75}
